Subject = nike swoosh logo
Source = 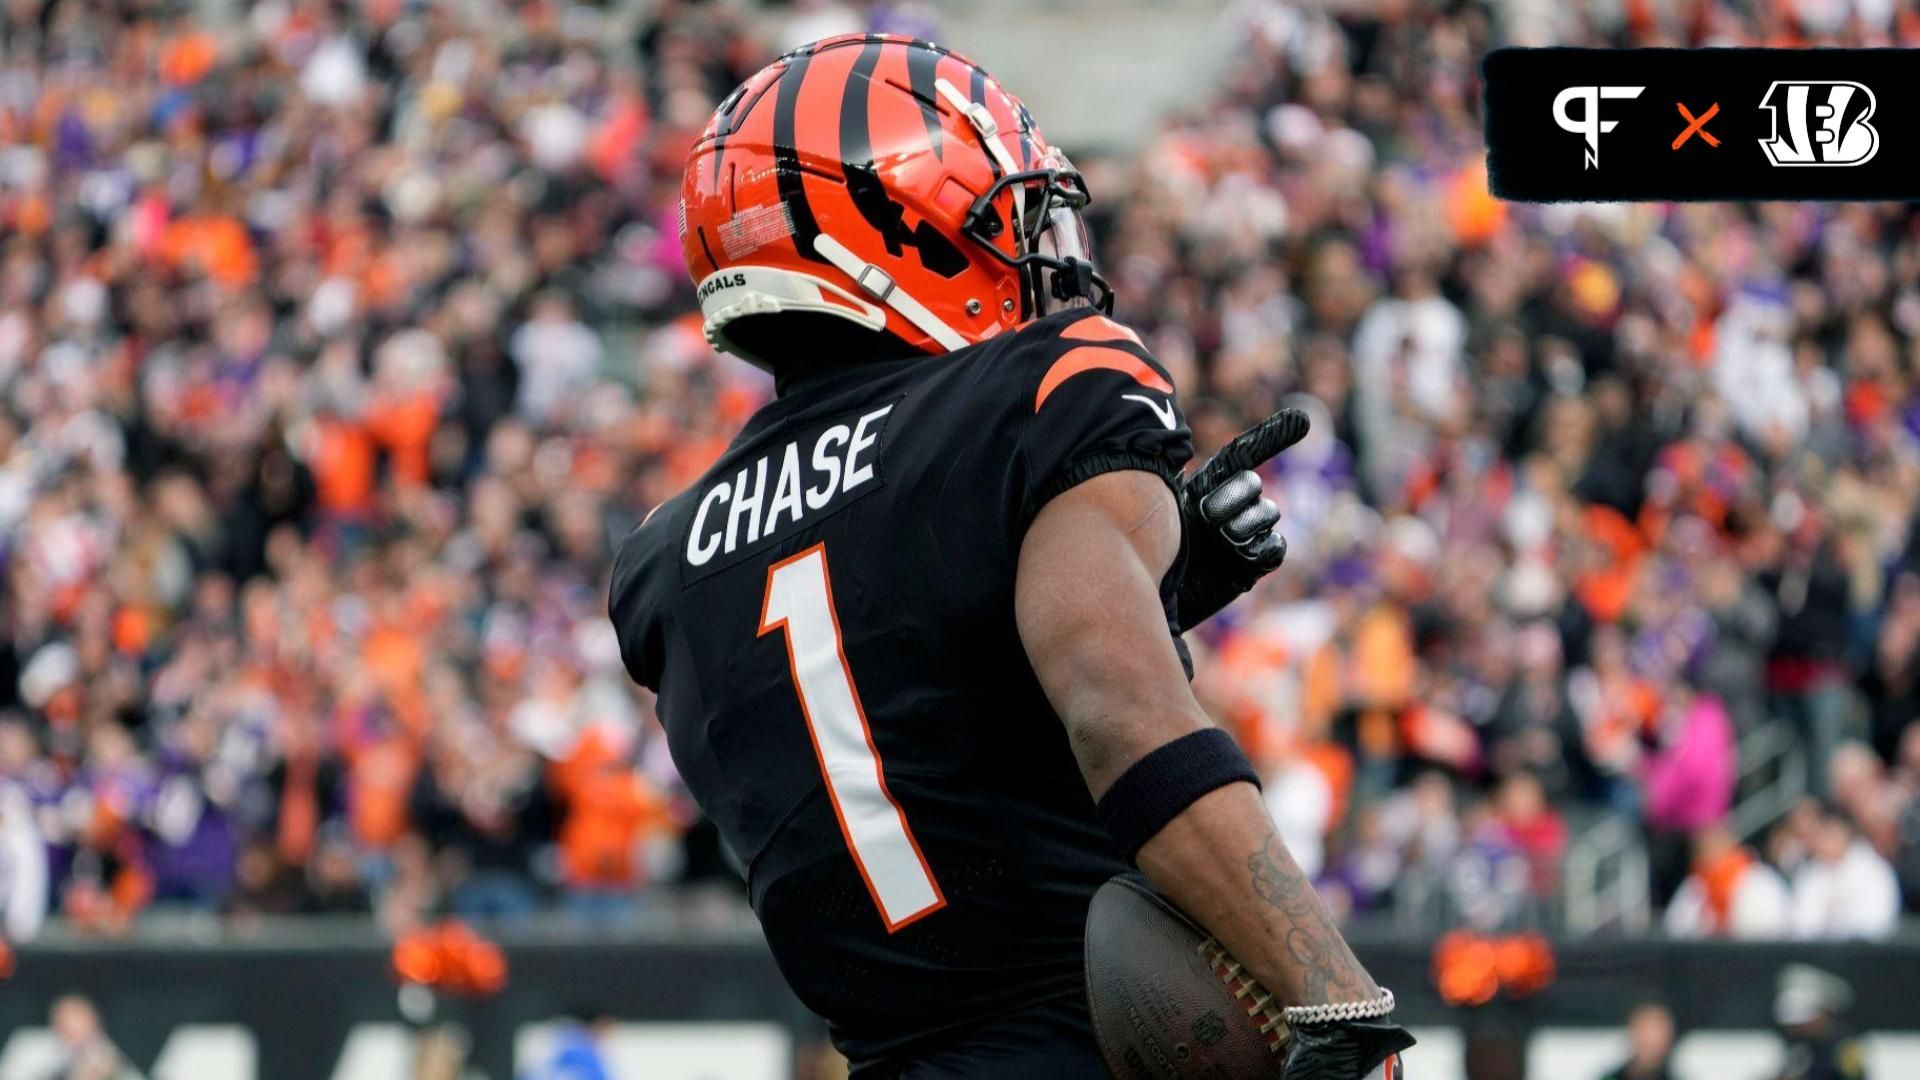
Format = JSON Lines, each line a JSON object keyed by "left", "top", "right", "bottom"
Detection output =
{"left": 1123, "top": 393, "right": 1177, "bottom": 431}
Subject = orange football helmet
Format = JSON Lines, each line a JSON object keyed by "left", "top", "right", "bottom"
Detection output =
{"left": 680, "top": 35, "right": 1109, "bottom": 371}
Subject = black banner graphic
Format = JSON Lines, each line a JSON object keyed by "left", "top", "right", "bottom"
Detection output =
{"left": 1484, "top": 48, "right": 1919, "bottom": 201}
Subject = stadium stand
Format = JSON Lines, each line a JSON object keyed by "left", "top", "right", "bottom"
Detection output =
{"left": 1, "top": 0, "right": 1918, "bottom": 953}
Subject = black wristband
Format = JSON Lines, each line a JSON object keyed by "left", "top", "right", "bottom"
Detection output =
{"left": 1096, "top": 729, "right": 1261, "bottom": 861}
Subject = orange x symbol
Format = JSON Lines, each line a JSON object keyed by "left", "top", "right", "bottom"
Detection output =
{"left": 1673, "top": 102, "right": 1721, "bottom": 149}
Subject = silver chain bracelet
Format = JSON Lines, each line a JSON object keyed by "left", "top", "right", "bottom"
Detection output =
{"left": 1280, "top": 987, "right": 1396, "bottom": 1027}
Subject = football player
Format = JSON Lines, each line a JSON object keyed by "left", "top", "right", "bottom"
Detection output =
{"left": 610, "top": 34, "right": 1411, "bottom": 1079}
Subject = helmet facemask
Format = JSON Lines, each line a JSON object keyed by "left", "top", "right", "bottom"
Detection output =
{"left": 927, "top": 78, "right": 1111, "bottom": 321}
{"left": 962, "top": 156, "right": 1113, "bottom": 320}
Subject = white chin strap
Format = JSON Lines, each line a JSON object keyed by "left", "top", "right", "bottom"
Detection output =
{"left": 810, "top": 235, "right": 968, "bottom": 352}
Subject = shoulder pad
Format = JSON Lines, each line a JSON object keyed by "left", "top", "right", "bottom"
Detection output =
{"left": 990, "top": 311, "right": 1168, "bottom": 414}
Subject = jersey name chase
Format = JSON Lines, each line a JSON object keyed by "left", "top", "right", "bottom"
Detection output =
{"left": 685, "top": 403, "right": 895, "bottom": 571}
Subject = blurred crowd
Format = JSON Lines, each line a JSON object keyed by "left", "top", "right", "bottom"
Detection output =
{"left": 1, "top": 0, "right": 1918, "bottom": 942}
{"left": 0, "top": 0, "right": 762, "bottom": 937}
{"left": 1166, "top": 0, "right": 1920, "bottom": 938}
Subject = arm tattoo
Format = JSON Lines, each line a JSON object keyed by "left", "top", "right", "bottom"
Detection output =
{"left": 1248, "top": 831, "right": 1377, "bottom": 1005}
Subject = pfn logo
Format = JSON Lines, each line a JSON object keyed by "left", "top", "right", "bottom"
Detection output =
{"left": 1758, "top": 81, "right": 1878, "bottom": 166}
{"left": 1553, "top": 86, "right": 1645, "bottom": 170}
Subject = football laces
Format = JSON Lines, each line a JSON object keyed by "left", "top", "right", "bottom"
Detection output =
{"left": 1197, "top": 935, "right": 1290, "bottom": 1054}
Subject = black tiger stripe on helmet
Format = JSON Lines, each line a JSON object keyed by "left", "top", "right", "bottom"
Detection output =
{"left": 681, "top": 33, "right": 1102, "bottom": 367}
{"left": 770, "top": 47, "right": 828, "bottom": 265}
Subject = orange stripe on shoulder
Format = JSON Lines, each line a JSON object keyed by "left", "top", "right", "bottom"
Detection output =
{"left": 1058, "top": 315, "right": 1145, "bottom": 348}
{"left": 1034, "top": 345, "right": 1172, "bottom": 412}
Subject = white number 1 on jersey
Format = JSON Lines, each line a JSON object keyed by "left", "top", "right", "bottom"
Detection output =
{"left": 759, "top": 542, "right": 945, "bottom": 931}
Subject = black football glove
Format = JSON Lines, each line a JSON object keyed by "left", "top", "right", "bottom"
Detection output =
{"left": 1280, "top": 1017, "right": 1415, "bottom": 1080}
{"left": 1175, "top": 407, "right": 1311, "bottom": 631}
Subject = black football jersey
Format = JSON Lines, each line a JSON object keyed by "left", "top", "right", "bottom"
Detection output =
{"left": 608, "top": 309, "right": 1193, "bottom": 1063}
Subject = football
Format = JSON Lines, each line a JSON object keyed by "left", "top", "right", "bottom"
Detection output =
{"left": 1084, "top": 874, "right": 1288, "bottom": 1078}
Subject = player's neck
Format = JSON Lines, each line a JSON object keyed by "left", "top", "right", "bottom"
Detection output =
{"left": 773, "top": 354, "right": 922, "bottom": 398}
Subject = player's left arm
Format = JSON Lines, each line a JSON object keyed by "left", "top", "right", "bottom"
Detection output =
{"left": 1015, "top": 469, "right": 1378, "bottom": 1008}
{"left": 1016, "top": 470, "right": 1410, "bottom": 1077}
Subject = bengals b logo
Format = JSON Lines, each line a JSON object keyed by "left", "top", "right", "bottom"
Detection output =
{"left": 1758, "top": 81, "right": 1879, "bottom": 166}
